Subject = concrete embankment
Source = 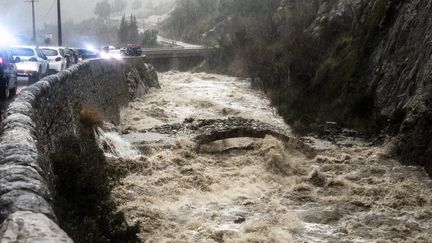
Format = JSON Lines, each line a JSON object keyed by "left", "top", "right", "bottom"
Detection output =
{"left": 0, "top": 57, "right": 158, "bottom": 242}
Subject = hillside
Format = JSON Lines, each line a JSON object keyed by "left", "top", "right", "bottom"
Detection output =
{"left": 163, "top": 0, "right": 432, "bottom": 175}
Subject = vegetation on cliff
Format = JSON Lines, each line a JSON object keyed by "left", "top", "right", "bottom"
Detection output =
{"left": 164, "top": 0, "right": 400, "bottom": 134}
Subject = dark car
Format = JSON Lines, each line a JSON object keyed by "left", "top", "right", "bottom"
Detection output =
{"left": 0, "top": 47, "right": 19, "bottom": 99}
{"left": 120, "top": 44, "right": 142, "bottom": 56}
{"left": 76, "top": 48, "right": 100, "bottom": 61}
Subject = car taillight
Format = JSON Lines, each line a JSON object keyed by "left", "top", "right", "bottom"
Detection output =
{"left": 55, "top": 57, "right": 62, "bottom": 62}
{"left": 29, "top": 57, "right": 37, "bottom": 62}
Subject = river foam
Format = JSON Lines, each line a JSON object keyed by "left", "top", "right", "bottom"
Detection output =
{"left": 107, "top": 72, "right": 432, "bottom": 242}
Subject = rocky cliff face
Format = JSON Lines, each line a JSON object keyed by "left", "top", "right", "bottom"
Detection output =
{"left": 277, "top": 0, "right": 432, "bottom": 175}
{"left": 365, "top": 0, "right": 432, "bottom": 173}
{"left": 273, "top": 0, "right": 432, "bottom": 174}
{"left": 309, "top": 0, "right": 432, "bottom": 173}
{"left": 166, "top": 0, "right": 432, "bottom": 175}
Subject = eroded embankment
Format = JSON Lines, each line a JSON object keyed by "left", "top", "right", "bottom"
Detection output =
{"left": 0, "top": 57, "right": 159, "bottom": 242}
{"left": 100, "top": 72, "right": 432, "bottom": 242}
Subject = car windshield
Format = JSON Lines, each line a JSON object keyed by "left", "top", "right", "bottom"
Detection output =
{"left": 11, "top": 47, "right": 34, "bottom": 56}
{"left": 41, "top": 48, "right": 59, "bottom": 56}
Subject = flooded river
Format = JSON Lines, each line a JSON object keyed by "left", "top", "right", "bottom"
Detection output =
{"left": 100, "top": 72, "right": 432, "bottom": 242}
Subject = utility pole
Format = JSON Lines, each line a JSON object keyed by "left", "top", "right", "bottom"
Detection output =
{"left": 57, "top": 0, "right": 62, "bottom": 46}
{"left": 25, "top": 0, "right": 38, "bottom": 44}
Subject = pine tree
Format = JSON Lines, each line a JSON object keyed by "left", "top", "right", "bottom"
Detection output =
{"left": 118, "top": 15, "right": 128, "bottom": 45}
{"left": 127, "top": 15, "right": 140, "bottom": 44}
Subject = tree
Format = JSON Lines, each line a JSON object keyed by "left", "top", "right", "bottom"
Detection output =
{"left": 118, "top": 15, "right": 128, "bottom": 44}
{"left": 128, "top": 15, "right": 140, "bottom": 44}
{"left": 117, "top": 14, "right": 140, "bottom": 45}
{"left": 94, "top": 0, "right": 112, "bottom": 20}
{"left": 142, "top": 29, "right": 158, "bottom": 47}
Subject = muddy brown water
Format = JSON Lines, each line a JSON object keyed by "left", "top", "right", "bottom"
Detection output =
{"left": 98, "top": 71, "right": 432, "bottom": 242}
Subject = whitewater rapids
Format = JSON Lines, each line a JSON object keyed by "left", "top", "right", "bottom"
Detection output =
{"left": 99, "top": 71, "right": 432, "bottom": 242}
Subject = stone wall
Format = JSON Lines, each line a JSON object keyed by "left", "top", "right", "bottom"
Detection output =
{"left": 0, "top": 57, "right": 159, "bottom": 242}
{"left": 146, "top": 56, "right": 206, "bottom": 72}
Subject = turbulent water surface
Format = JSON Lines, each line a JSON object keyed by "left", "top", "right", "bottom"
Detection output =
{"left": 100, "top": 72, "right": 432, "bottom": 242}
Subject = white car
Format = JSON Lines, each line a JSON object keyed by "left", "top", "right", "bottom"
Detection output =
{"left": 11, "top": 46, "right": 49, "bottom": 82}
{"left": 40, "top": 47, "right": 67, "bottom": 73}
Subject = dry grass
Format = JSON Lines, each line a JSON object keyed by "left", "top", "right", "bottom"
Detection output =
{"left": 80, "top": 105, "right": 103, "bottom": 137}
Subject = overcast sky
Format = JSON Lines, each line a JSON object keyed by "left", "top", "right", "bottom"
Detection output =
{"left": 1, "top": 0, "right": 169, "bottom": 35}
{"left": 1, "top": 0, "right": 97, "bottom": 33}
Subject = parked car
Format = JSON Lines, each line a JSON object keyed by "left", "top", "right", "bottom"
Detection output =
{"left": 40, "top": 47, "right": 67, "bottom": 73}
{"left": 0, "top": 46, "right": 18, "bottom": 99}
{"left": 11, "top": 46, "right": 49, "bottom": 82}
{"left": 120, "top": 44, "right": 142, "bottom": 56}
{"left": 76, "top": 48, "right": 99, "bottom": 61}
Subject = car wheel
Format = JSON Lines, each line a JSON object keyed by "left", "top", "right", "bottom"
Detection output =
{"left": 9, "top": 86, "right": 17, "bottom": 98}
{"left": 0, "top": 87, "right": 9, "bottom": 100}
{"left": 0, "top": 77, "right": 10, "bottom": 100}
{"left": 30, "top": 68, "right": 41, "bottom": 83}
{"left": 45, "top": 65, "right": 49, "bottom": 76}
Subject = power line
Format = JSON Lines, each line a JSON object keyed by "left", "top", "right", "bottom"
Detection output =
{"left": 42, "top": 0, "right": 56, "bottom": 21}
{"left": 24, "top": 0, "right": 39, "bottom": 44}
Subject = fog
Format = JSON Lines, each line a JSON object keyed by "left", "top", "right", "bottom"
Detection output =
{"left": 1, "top": 0, "right": 173, "bottom": 35}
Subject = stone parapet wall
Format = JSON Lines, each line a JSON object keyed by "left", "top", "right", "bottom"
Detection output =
{"left": 0, "top": 57, "right": 158, "bottom": 242}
